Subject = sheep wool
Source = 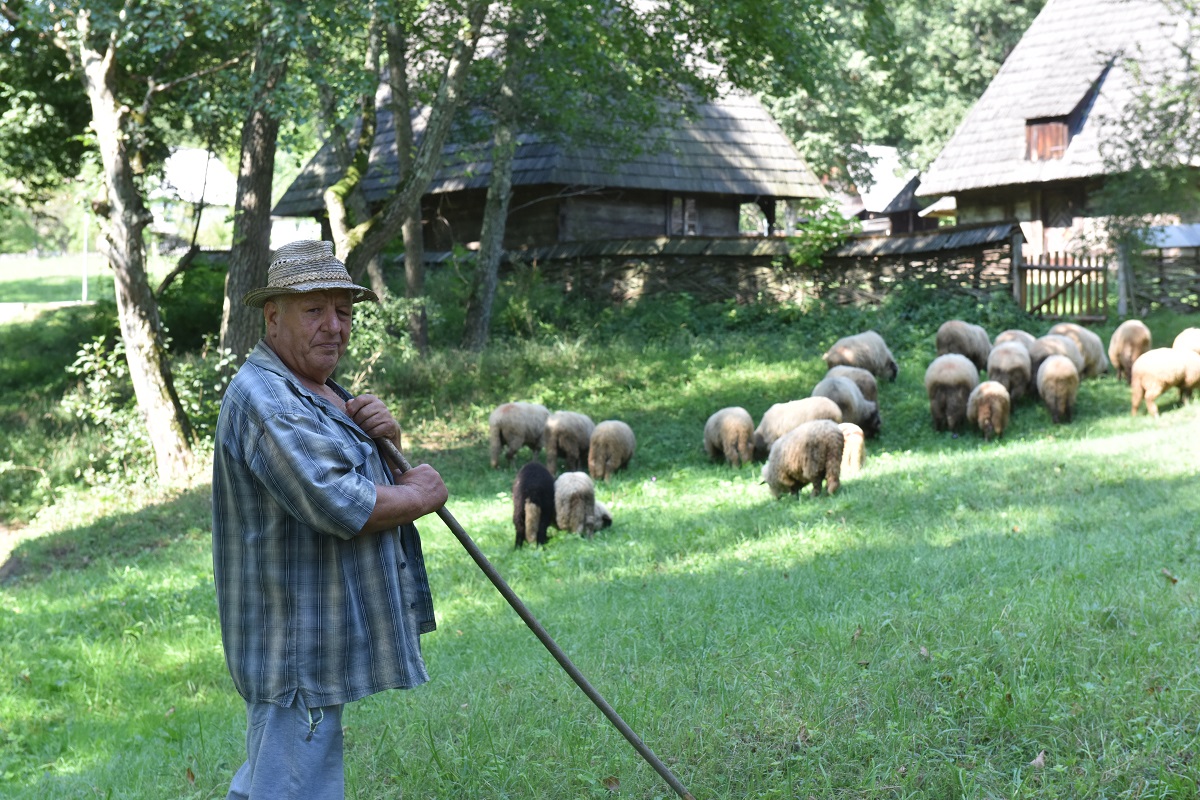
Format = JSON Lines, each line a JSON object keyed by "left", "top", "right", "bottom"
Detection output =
{"left": 704, "top": 406, "right": 755, "bottom": 468}
{"left": 1108, "top": 320, "right": 1153, "bottom": 384}
{"left": 1037, "top": 354, "right": 1080, "bottom": 424}
{"left": 811, "top": 374, "right": 881, "bottom": 437}
{"left": 825, "top": 365, "right": 879, "bottom": 403}
{"left": 1173, "top": 327, "right": 1200, "bottom": 357}
{"left": 488, "top": 402, "right": 550, "bottom": 469}
{"left": 512, "top": 462, "right": 556, "bottom": 548}
{"left": 1130, "top": 347, "right": 1200, "bottom": 417}
{"left": 838, "top": 422, "right": 865, "bottom": 477}
{"left": 1049, "top": 322, "right": 1109, "bottom": 378}
{"left": 967, "top": 380, "right": 1011, "bottom": 441}
{"left": 1029, "top": 334, "right": 1084, "bottom": 394}
{"left": 554, "top": 471, "right": 604, "bottom": 538}
{"left": 588, "top": 420, "right": 636, "bottom": 481}
{"left": 924, "top": 353, "right": 980, "bottom": 432}
{"left": 753, "top": 397, "right": 843, "bottom": 461}
{"left": 986, "top": 341, "right": 1033, "bottom": 402}
{"left": 544, "top": 410, "right": 596, "bottom": 476}
{"left": 993, "top": 329, "right": 1037, "bottom": 351}
{"left": 936, "top": 320, "right": 992, "bottom": 371}
{"left": 821, "top": 330, "right": 899, "bottom": 382}
{"left": 761, "top": 419, "right": 844, "bottom": 498}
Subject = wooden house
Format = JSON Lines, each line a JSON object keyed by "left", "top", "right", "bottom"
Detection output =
{"left": 273, "top": 89, "right": 825, "bottom": 264}
{"left": 832, "top": 145, "right": 939, "bottom": 236}
{"left": 918, "top": 0, "right": 1189, "bottom": 260}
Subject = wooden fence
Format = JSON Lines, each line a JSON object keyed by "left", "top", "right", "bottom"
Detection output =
{"left": 1016, "top": 253, "right": 1108, "bottom": 321}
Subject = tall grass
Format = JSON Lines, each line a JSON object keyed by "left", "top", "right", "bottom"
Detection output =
{"left": 1, "top": 287, "right": 1199, "bottom": 799}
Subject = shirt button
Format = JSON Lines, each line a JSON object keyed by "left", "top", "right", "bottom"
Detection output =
{"left": 399, "top": 562, "right": 407, "bottom": 569}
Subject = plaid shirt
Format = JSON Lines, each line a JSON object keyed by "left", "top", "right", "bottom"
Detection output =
{"left": 212, "top": 341, "right": 435, "bottom": 708}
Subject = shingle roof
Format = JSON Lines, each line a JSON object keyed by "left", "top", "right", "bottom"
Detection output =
{"left": 274, "top": 90, "right": 824, "bottom": 218}
{"left": 830, "top": 222, "right": 1019, "bottom": 258}
{"left": 919, "top": 0, "right": 1180, "bottom": 197}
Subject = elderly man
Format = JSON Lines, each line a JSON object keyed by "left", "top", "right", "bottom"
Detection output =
{"left": 212, "top": 240, "right": 447, "bottom": 799}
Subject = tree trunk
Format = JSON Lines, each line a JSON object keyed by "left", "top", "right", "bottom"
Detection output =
{"left": 462, "top": 118, "right": 516, "bottom": 351}
{"left": 77, "top": 25, "right": 194, "bottom": 483}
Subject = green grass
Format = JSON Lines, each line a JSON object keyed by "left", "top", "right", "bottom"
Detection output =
{"left": 2, "top": 291, "right": 1200, "bottom": 799}
{"left": 0, "top": 254, "right": 115, "bottom": 305}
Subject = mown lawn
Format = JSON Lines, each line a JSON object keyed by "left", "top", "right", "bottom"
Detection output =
{"left": 1, "top": 292, "right": 1198, "bottom": 799}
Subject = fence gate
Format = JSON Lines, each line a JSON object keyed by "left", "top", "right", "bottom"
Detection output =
{"left": 1016, "top": 253, "right": 1108, "bottom": 320}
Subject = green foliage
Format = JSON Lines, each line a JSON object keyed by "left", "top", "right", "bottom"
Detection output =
{"left": 784, "top": 197, "right": 861, "bottom": 268}
{"left": 157, "top": 256, "right": 228, "bottom": 354}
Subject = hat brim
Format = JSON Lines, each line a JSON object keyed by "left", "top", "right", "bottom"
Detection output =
{"left": 243, "top": 280, "right": 380, "bottom": 308}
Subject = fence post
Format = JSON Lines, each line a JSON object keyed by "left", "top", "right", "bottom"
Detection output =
{"left": 1011, "top": 232, "right": 1023, "bottom": 305}
{"left": 1116, "top": 243, "right": 1130, "bottom": 317}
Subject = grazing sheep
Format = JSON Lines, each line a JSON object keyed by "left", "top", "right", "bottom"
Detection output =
{"left": 1130, "top": 347, "right": 1200, "bottom": 417}
{"left": 994, "top": 329, "right": 1037, "bottom": 351}
{"left": 1049, "top": 322, "right": 1109, "bottom": 378}
{"left": 924, "top": 353, "right": 980, "bottom": 432}
{"left": 1029, "top": 334, "right": 1085, "bottom": 394}
{"left": 936, "top": 320, "right": 992, "bottom": 371}
{"left": 703, "top": 406, "right": 755, "bottom": 468}
{"left": 1173, "top": 327, "right": 1200, "bottom": 356}
{"left": 554, "top": 471, "right": 605, "bottom": 538}
{"left": 967, "top": 380, "right": 1011, "bottom": 441}
{"left": 811, "top": 374, "right": 881, "bottom": 437}
{"left": 488, "top": 402, "right": 549, "bottom": 469}
{"left": 594, "top": 500, "right": 613, "bottom": 531}
{"left": 588, "top": 420, "right": 636, "bottom": 481}
{"left": 544, "top": 411, "right": 595, "bottom": 476}
{"left": 822, "top": 330, "right": 899, "bottom": 382}
{"left": 986, "top": 341, "right": 1033, "bottom": 402}
{"left": 825, "top": 365, "right": 878, "bottom": 403}
{"left": 753, "top": 397, "right": 843, "bottom": 460}
{"left": 512, "top": 462, "right": 556, "bottom": 548}
{"left": 838, "top": 421, "right": 865, "bottom": 477}
{"left": 761, "top": 419, "right": 844, "bottom": 498}
{"left": 1037, "top": 354, "right": 1080, "bottom": 424}
{"left": 1108, "top": 320, "right": 1153, "bottom": 384}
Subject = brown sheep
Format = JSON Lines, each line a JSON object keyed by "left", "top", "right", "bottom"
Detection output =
{"left": 967, "top": 381, "right": 1011, "bottom": 441}
{"left": 1037, "top": 354, "right": 1080, "bottom": 424}
{"left": 753, "top": 397, "right": 843, "bottom": 460}
{"left": 513, "top": 462, "right": 556, "bottom": 548}
{"left": 825, "top": 365, "right": 878, "bottom": 403}
{"left": 986, "top": 341, "right": 1033, "bottom": 402}
{"left": 544, "top": 411, "right": 595, "bottom": 476}
{"left": 1173, "top": 327, "right": 1200, "bottom": 357}
{"left": 936, "top": 320, "right": 992, "bottom": 371}
{"left": 1049, "top": 322, "right": 1109, "bottom": 378}
{"left": 1108, "top": 320, "right": 1153, "bottom": 384}
{"left": 1130, "top": 347, "right": 1200, "bottom": 417}
{"left": 703, "top": 407, "right": 755, "bottom": 468}
{"left": 821, "top": 331, "right": 899, "bottom": 382}
{"left": 761, "top": 419, "right": 844, "bottom": 498}
{"left": 488, "top": 402, "right": 550, "bottom": 469}
{"left": 811, "top": 374, "right": 881, "bottom": 437}
{"left": 554, "top": 471, "right": 605, "bottom": 538}
{"left": 993, "top": 329, "right": 1037, "bottom": 351}
{"left": 1029, "top": 334, "right": 1085, "bottom": 395}
{"left": 838, "top": 421, "right": 865, "bottom": 477}
{"left": 924, "top": 353, "right": 980, "bottom": 432}
{"left": 588, "top": 420, "right": 636, "bottom": 481}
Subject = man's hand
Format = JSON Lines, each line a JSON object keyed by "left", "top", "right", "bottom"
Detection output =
{"left": 346, "top": 394, "right": 402, "bottom": 447}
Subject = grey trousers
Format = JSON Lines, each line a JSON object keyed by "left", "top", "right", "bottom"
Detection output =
{"left": 226, "top": 697, "right": 345, "bottom": 800}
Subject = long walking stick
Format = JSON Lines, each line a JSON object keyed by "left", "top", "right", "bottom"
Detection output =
{"left": 377, "top": 438, "right": 696, "bottom": 800}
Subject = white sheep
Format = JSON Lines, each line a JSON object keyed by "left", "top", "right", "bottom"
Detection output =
{"left": 825, "top": 365, "right": 878, "bottom": 403}
{"left": 588, "top": 420, "right": 636, "bottom": 481}
{"left": 544, "top": 410, "right": 595, "bottom": 476}
{"left": 924, "top": 353, "right": 980, "bottom": 432}
{"left": 967, "top": 380, "right": 1011, "bottom": 441}
{"left": 1130, "top": 347, "right": 1200, "bottom": 417}
{"left": 1037, "top": 354, "right": 1080, "bottom": 424}
{"left": 821, "top": 330, "right": 899, "bottom": 382}
{"left": 488, "top": 402, "right": 550, "bottom": 469}
{"left": 1029, "top": 334, "right": 1084, "bottom": 395}
{"left": 1108, "top": 320, "right": 1153, "bottom": 384}
{"left": 936, "top": 320, "right": 992, "bottom": 371}
{"left": 838, "top": 421, "right": 865, "bottom": 477}
{"left": 761, "top": 419, "right": 844, "bottom": 498}
{"left": 986, "top": 341, "right": 1032, "bottom": 402}
{"left": 703, "top": 407, "right": 755, "bottom": 468}
{"left": 1172, "top": 327, "right": 1200, "bottom": 357}
{"left": 811, "top": 374, "right": 881, "bottom": 437}
{"left": 993, "top": 329, "right": 1037, "bottom": 351}
{"left": 1049, "top": 322, "right": 1109, "bottom": 378}
{"left": 753, "top": 397, "right": 843, "bottom": 460}
{"left": 554, "top": 471, "right": 606, "bottom": 538}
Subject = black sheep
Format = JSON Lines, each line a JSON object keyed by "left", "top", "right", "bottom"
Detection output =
{"left": 513, "top": 462, "right": 556, "bottom": 547}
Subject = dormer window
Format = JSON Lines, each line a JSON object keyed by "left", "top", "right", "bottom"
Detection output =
{"left": 1026, "top": 117, "right": 1071, "bottom": 161}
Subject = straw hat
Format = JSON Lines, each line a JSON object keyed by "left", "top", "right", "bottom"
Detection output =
{"left": 242, "top": 240, "right": 379, "bottom": 308}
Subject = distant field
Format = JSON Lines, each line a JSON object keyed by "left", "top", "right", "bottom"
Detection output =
{"left": 0, "top": 254, "right": 114, "bottom": 304}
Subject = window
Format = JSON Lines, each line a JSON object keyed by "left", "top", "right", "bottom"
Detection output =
{"left": 1026, "top": 118, "right": 1071, "bottom": 161}
{"left": 669, "top": 196, "right": 698, "bottom": 236}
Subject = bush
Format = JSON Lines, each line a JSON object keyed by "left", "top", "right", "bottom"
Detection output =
{"left": 157, "top": 255, "right": 227, "bottom": 354}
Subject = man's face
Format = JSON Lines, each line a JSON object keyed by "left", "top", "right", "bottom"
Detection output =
{"left": 264, "top": 290, "right": 353, "bottom": 384}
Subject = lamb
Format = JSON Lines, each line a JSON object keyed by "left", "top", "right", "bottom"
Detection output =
{"left": 761, "top": 419, "right": 844, "bottom": 498}
{"left": 993, "top": 329, "right": 1037, "bottom": 351}
{"left": 1048, "top": 322, "right": 1109, "bottom": 378}
{"left": 1108, "top": 320, "right": 1153, "bottom": 384}
{"left": 967, "top": 380, "right": 1011, "bottom": 441}
{"left": 924, "top": 353, "right": 980, "bottom": 432}
{"left": 986, "top": 341, "right": 1033, "bottom": 402}
{"left": 488, "top": 402, "right": 549, "bottom": 469}
{"left": 512, "top": 461, "right": 556, "bottom": 548}
{"left": 838, "top": 421, "right": 865, "bottom": 477}
{"left": 1173, "top": 327, "right": 1200, "bottom": 356}
{"left": 543, "top": 410, "right": 595, "bottom": 475}
{"left": 703, "top": 406, "right": 755, "bottom": 468}
{"left": 1129, "top": 347, "right": 1200, "bottom": 417}
{"left": 936, "top": 320, "right": 992, "bottom": 371}
{"left": 588, "top": 420, "right": 636, "bottom": 481}
{"left": 811, "top": 374, "right": 881, "bottom": 437}
{"left": 1028, "top": 334, "right": 1085, "bottom": 394}
{"left": 1036, "top": 354, "right": 1080, "bottom": 424}
{"left": 753, "top": 397, "right": 843, "bottom": 460}
{"left": 554, "top": 471, "right": 606, "bottom": 538}
{"left": 821, "top": 330, "right": 899, "bottom": 382}
{"left": 825, "top": 365, "right": 878, "bottom": 403}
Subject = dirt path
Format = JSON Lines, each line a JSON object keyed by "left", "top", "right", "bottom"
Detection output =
{"left": 0, "top": 522, "right": 31, "bottom": 581}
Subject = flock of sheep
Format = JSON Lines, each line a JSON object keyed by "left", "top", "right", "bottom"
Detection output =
{"left": 488, "top": 320, "right": 1200, "bottom": 545}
